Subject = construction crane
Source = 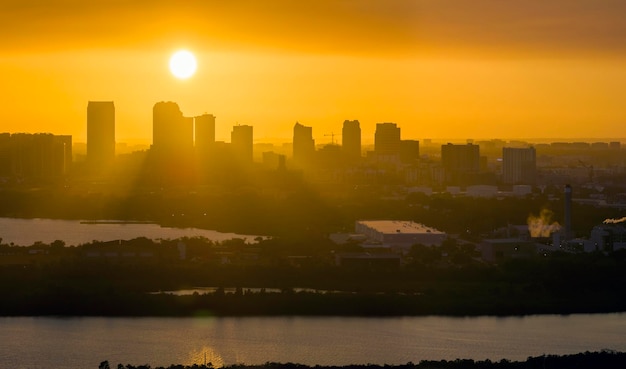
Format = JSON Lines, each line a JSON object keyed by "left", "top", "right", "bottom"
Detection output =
{"left": 324, "top": 132, "right": 341, "bottom": 145}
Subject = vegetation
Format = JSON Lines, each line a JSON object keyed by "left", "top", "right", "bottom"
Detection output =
{"left": 1, "top": 235, "right": 626, "bottom": 317}
{"left": 99, "top": 351, "right": 626, "bottom": 369}
{"left": 0, "top": 184, "right": 624, "bottom": 238}
{"left": 1, "top": 186, "right": 625, "bottom": 317}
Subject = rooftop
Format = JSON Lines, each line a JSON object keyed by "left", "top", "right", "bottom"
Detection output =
{"left": 357, "top": 220, "right": 445, "bottom": 235}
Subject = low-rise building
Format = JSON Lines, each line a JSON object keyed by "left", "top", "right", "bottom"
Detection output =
{"left": 587, "top": 224, "right": 626, "bottom": 252}
{"left": 355, "top": 220, "right": 446, "bottom": 252}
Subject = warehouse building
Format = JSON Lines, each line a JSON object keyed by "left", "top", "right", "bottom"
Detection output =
{"left": 355, "top": 220, "right": 447, "bottom": 251}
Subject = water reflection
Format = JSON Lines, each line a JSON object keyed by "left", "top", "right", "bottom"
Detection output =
{"left": 154, "top": 287, "right": 350, "bottom": 295}
{"left": 187, "top": 347, "right": 225, "bottom": 368}
{"left": 0, "top": 217, "right": 258, "bottom": 246}
{"left": 1, "top": 315, "right": 625, "bottom": 369}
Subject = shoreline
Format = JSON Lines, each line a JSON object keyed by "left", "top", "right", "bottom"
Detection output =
{"left": 98, "top": 351, "right": 626, "bottom": 369}
{"left": 2, "top": 291, "right": 625, "bottom": 318}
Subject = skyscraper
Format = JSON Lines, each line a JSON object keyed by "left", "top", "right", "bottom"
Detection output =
{"left": 8, "top": 133, "right": 71, "bottom": 179}
{"left": 502, "top": 147, "right": 536, "bottom": 184}
{"left": 293, "top": 122, "right": 315, "bottom": 165}
{"left": 195, "top": 113, "right": 216, "bottom": 155}
{"left": 87, "top": 101, "right": 115, "bottom": 168}
{"left": 342, "top": 120, "right": 361, "bottom": 161}
{"left": 152, "top": 101, "right": 194, "bottom": 184}
{"left": 441, "top": 143, "right": 480, "bottom": 185}
{"left": 400, "top": 140, "right": 420, "bottom": 163}
{"left": 152, "top": 101, "right": 193, "bottom": 155}
{"left": 231, "top": 125, "right": 253, "bottom": 163}
{"left": 374, "top": 122, "right": 401, "bottom": 160}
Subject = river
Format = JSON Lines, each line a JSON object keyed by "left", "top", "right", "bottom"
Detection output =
{"left": 1, "top": 314, "right": 625, "bottom": 368}
{"left": 0, "top": 218, "right": 257, "bottom": 246}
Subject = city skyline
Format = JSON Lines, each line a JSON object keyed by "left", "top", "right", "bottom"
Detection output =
{"left": 3, "top": 2, "right": 626, "bottom": 365}
{"left": 8, "top": 99, "right": 626, "bottom": 148}
{"left": 2, "top": 1, "right": 626, "bottom": 143}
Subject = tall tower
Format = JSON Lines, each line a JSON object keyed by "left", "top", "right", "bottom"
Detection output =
{"left": 502, "top": 147, "right": 536, "bottom": 184}
{"left": 400, "top": 140, "right": 420, "bottom": 163}
{"left": 231, "top": 125, "right": 253, "bottom": 163}
{"left": 195, "top": 113, "right": 216, "bottom": 155}
{"left": 87, "top": 101, "right": 115, "bottom": 168}
{"left": 10, "top": 133, "right": 71, "bottom": 179}
{"left": 152, "top": 101, "right": 194, "bottom": 184}
{"left": 152, "top": 101, "right": 193, "bottom": 155}
{"left": 342, "top": 120, "right": 361, "bottom": 161}
{"left": 293, "top": 122, "right": 315, "bottom": 166}
{"left": 374, "top": 123, "right": 401, "bottom": 158}
{"left": 441, "top": 143, "right": 480, "bottom": 185}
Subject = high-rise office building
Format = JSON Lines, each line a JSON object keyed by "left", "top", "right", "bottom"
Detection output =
{"left": 0, "top": 133, "right": 11, "bottom": 176}
{"left": 195, "top": 113, "right": 216, "bottom": 155}
{"left": 441, "top": 143, "right": 479, "bottom": 172}
{"left": 374, "top": 123, "right": 401, "bottom": 157}
{"left": 6, "top": 133, "right": 71, "bottom": 179}
{"left": 152, "top": 101, "right": 193, "bottom": 155}
{"left": 293, "top": 122, "right": 315, "bottom": 165}
{"left": 87, "top": 101, "right": 115, "bottom": 167}
{"left": 502, "top": 147, "right": 536, "bottom": 184}
{"left": 342, "top": 120, "right": 361, "bottom": 161}
{"left": 152, "top": 101, "right": 194, "bottom": 183}
{"left": 400, "top": 140, "right": 420, "bottom": 163}
{"left": 231, "top": 125, "right": 253, "bottom": 163}
{"left": 441, "top": 143, "right": 480, "bottom": 185}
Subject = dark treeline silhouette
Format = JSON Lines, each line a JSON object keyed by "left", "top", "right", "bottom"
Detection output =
{"left": 99, "top": 351, "right": 626, "bottom": 369}
{"left": 1, "top": 235, "right": 626, "bottom": 316}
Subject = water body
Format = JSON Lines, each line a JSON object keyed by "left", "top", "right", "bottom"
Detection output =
{"left": 155, "top": 287, "right": 334, "bottom": 295}
{"left": 1, "top": 314, "right": 625, "bottom": 369}
{"left": 0, "top": 218, "right": 257, "bottom": 246}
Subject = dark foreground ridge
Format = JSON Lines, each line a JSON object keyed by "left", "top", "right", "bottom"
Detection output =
{"left": 2, "top": 240, "right": 626, "bottom": 317}
{"left": 99, "top": 351, "right": 626, "bottom": 369}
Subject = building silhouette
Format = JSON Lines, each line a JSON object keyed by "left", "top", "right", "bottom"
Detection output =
{"left": 87, "top": 101, "right": 115, "bottom": 168}
{"left": 0, "top": 134, "right": 9, "bottom": 176}
{"left": 317, "top": 143, "right": 342, "bottom": 171}
{"left": 262, "top": 151, "right": 286, "bottom": 171}
{"left": 231, "top": 125, "right": 253, "bottom": 164}
{"left": 152, "top": 102, "right": 194, "bottom": 183}
{"left": 293, "top": 122, "right": 315, "bottom": 166}
{"left": 374, "top": 123, "right": 401, "bottom": 160}
{"left": 441, "top": 143, "right": 480, "bottom": 185}
{"left": 0, "top": 133, "right": 71, "bottom": 181}
{"left": 502, "top": 147, "right": 536, "bottom": 184}
{"left": 152, "top": 102, "right": 193, "bottom": 155}
{"left": 195, "top": 113, "right": 216, "bottom": 156}
{"left": 342, "top": 120, "right": 361, "bottom": 161}
{"left": 400, "top": 140, "right": 420, "bottom": 163}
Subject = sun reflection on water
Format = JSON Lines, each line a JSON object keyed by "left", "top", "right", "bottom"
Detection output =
{"left": 187, "top": 346, "right": 225, "bottom": 368}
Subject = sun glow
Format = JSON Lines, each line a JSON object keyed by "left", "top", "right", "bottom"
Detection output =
{"left": 169, "top": 50, "right": 197, "bottom": 79}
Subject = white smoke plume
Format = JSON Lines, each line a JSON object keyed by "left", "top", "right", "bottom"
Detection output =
{"left": 527, "top": 208, "right": 561, "bottom": 237}
{"left": 603, "top": 217, "right": 626, "bottom": 224}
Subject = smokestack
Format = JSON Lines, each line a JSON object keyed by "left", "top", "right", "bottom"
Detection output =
{"left": 564, "top": 184, "right": 572, "bottom": 240}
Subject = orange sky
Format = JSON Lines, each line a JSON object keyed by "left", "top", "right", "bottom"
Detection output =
{"left": 1, "top": 0, "right": 626, "bottom": 144}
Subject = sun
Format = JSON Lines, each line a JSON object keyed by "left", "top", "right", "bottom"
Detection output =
{"left": 169, "top": 50, "right": 197, "bottom": 79}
